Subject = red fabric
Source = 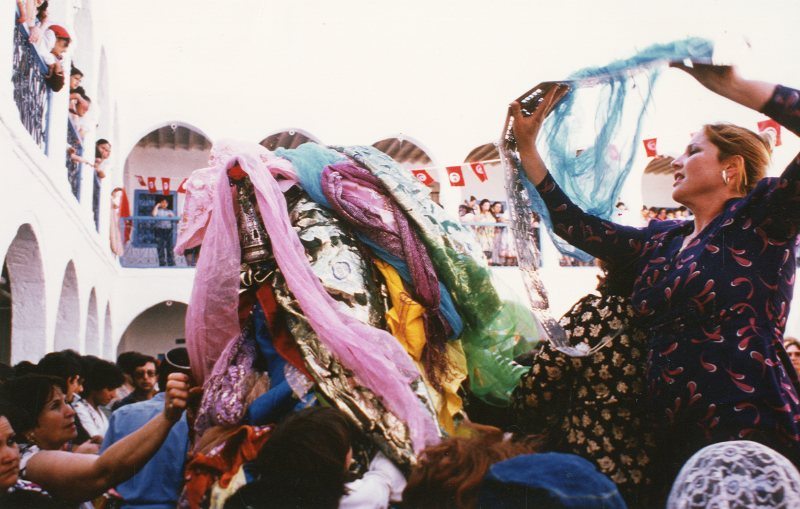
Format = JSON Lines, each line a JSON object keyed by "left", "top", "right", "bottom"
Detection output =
{"left": 136, "top": 175, "right": 146, "bottom": 187}
{"left": 643, "top": 138, "right": 657, "bottom": 157}
{"left": 470, "top": 162, "right": 488, "bottom": 182}
{"left": 181, "top": 425, "right": 272, "bottom": 508}
{"left": 255, "top": 285, "right": 312, "bottom": 379}
{"left": 120, "top": 190, "right": 132, "bottom": 243}
{"left": 177, "top": 178, "right": 189, "bottom": 193}
{"left": 446, "top": 165, "right": 465, "bottom": 186}
{"left": 162, "top": 177, "right": 171, "bottom": 195}
{"left": 757, "top": 118, "right": 782, "bottom": 146}
{"left": 147, "top": 177, "right": 157, "bottom": 193}
{"left": 411, "top": 169, "right": 434, "bottom": 186}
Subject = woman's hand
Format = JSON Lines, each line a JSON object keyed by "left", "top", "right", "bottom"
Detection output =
{"left": 671, "top": 62, "right": 775, "bottom": 112}
{"left": 163, "top": 373, "right": 190, "bottom": 423}
{"left": 508, "top": 83, "right": 569, "bottom": 185}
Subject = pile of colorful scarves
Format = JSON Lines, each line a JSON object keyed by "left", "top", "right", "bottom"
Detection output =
{"left": 175, "top": 139, "right": 540, "bottom": 469}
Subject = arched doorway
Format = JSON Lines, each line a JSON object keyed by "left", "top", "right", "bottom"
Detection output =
{"left": 121, "top": 123, "right": 212, "bottom": 268}
{"left": 102, "top": 302, "right": 113, "bottom": 360}
{"left": 259, "top": 129, "right": 321, "bottom": 151}
{"left": 0, "top": 263, "right": 11, "bottom": 364}
{"left": 53, "top": 261, "right": 80, "bottom": 352}
{"left": 3, "top": 224, "right": 46, "bottom": 362}
{"left": 117, "top": 301, "right": 188, "bottom": 358}
{"left": 85, "top": 289, "right": 99, "bottom": 355}
{"left": 372, "top": 136, "right": 440, "bottom": 203}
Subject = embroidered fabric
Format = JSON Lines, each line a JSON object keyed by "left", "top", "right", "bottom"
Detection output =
{"left": 194, "top": 331, "right": 261, "bottom": 437}
{"left": 667, "top": 441, "right": 800, "bottom": 509}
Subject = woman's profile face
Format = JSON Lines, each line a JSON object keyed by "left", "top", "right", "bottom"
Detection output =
{"left": 0, "top": 417, "right": 19, "bottom": 490}
{"left": 480, "top": 201, "right": 490, "bottom": 212}
{"left": 786, "top": 342, "right": 800, "bottom": 374}
{"left": 32, "top": 387, "right": 77, "bottom": 450}
{"left": 671, "top": 131, "right": 724, "bottom": 206}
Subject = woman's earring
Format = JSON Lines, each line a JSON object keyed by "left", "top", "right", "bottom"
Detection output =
{"left": 722, "top": 170, "right": 730, "bottom": 185}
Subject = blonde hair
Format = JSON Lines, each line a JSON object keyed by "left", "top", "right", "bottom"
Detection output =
{"left": 704, "top": 123, "right": 773, "bottom": 194}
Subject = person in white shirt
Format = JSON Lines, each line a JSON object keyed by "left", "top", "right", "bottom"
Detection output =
{"left": 72, "top": 358, "right": 123, "bottom": 441}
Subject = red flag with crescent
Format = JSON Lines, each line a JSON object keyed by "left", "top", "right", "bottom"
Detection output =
{"left": 411, "top": 169, "right": 434, "bottom": 186}
{"left": 643, "top": 138, "right": 657, "bottom": 157}
{"left": 146, "top": 177, "right": 157, "bottom": 193}
{"left": 471, "top": 162, "right": 488, "bottom": 182}
{"left": 446, "top": 166, "right": 465, "bottom": 187}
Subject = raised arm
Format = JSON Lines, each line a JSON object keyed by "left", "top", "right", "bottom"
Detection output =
{"left": 24, "top": 373, "right": 189, "bottom": 503}
{"left": 509, "top": 91, "right": 648, "bottom": 263}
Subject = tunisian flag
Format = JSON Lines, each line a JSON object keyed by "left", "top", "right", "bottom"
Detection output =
{"left": 411, "top": 169, "right": 434, "bottom": 186}
{"left": 643, "top": 138, "right": 658, "bottom": 157}
{"left": 135, "top": 175, "right": 146, "bottom": 187}
{"left": 146, "top": 177, "right": 157, "bottom": 193}
{"left": 161, "top": 177, "right": 171, "bottom": 195}
{"left": 470, "top": 162, "right": 488, "bottom": 182}
{"left": 446, "top": 165, "right": 465, "bottom": 187}
{"left": 757, "top": 119, "right": 782, "bottom": 146}
{"left": 177, "top": 178, "right": 189, "bottom": 193}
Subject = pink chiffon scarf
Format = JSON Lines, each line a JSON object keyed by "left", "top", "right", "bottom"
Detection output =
{"left": 185, "top": 140, "right": 439, "bottom": 453}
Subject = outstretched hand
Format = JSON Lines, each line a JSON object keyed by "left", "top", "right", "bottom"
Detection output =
{"left": 163, "top": 373, "right": 190, "bottom": 423}
{"left": 670, "top": 62, "right": 743, "bottom": 97}
{"left": 671, "top": 61, "right": 775, "bottom": 112}
{"left": 509, "top": 84, "right": 569, "bottom": 154}
{"left": 507, "top": 83, "right": 569, "bottom": 185}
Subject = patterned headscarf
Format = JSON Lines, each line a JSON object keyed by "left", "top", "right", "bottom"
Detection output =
{"left": 667, "top": 440, "right": 800, "bottom": 509}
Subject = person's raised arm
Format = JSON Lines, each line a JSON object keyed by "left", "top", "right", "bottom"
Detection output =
{"left": 508, "top": 85, "right": 648, "bottom": 263}
{"left": 151, "top": 203, "right": 160, "bottom": 217}
{"left": 23, "top": 373, "right": 189, "bottom": 503}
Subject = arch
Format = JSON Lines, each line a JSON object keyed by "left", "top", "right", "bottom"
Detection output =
{"left": 53, "top": 261, "right": 80, "bottom": 352}
{"left": 120, "top": 121, "right": 214, "bottom": 163}
{"left": 102, "top": 302, "right": 113, "bottom": 360}
{"left": 0, "top": 262, "right": 11, "bottom": 364}
{"left": 372, "top": 135, "right": 441, "bottom": 203}
{"left": 117, "top": 301, "right": 188, "bottom": 358}
{"left": 259, "top": 128, "right": 322, "bottom": 151}
{"left": 3, "top": 224, "right": 46, "bottom": 363}
{"left": 85, "top": 289, "right": 99, "bottom": 356}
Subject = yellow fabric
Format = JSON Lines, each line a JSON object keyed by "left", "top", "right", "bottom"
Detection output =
{"left": 373, "top": 259, "right": 467, "bottom": 434}
{"left": 208, "top": 466, "right": 247, "bottom": 509}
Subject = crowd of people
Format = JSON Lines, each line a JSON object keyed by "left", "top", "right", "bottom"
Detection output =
{"left": 458, "top": 196, "right": 526, "bottom": 266}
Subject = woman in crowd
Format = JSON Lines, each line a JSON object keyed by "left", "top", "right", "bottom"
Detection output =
{"left": 475, "top": 199, "right": 496, "bottom": 260}
{"left": 510, "top": 64, "right": 800, "bottom": 489}
{"left": 225, "top": 407, "right": 405, "bottom": 509}
{"left": 72, "top": 357, "right": 124, "bottom": 440}
{"left": 785, "top": 337, "right": 800, "bottom": 374}
{"left": 512, "top": 261, "right": 655, "bottom": 508}
{"left": 402, "top": 427, "right": 540, "bottom": 509}
{"left": 667, "top": 440, "right": 800, "bottom": 508}
{"left": 0, "top": 373, "right": 189, "bottom": 506}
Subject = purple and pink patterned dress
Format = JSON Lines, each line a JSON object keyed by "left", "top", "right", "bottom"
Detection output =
{"left": 534, "top": 85, "right": 800, "bottom": 471}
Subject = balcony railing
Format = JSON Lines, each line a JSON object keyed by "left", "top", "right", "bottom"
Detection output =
{"left": 118, "top": 216, "right": 192, "bottom": 268}
{"left": 66, "top": 120, "right": 83, "bottom": 200}
{"left": 12, "top": 21, "right": 51, "bottom": 151}
{"left": 92, "top": 173, "right": 101, "bottom": 230}
{"left": 462, "top": 221, "right": 538, "bottom": 267}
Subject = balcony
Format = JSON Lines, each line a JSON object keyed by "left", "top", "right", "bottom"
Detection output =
{"left": 118, "top": 216, "right": 193, "bottom": 268}
{"left": 12, "top": 21, "right": 51, "bottom": 151}
{"left": 66, "top": 120, "right": 83, "bottom": 200}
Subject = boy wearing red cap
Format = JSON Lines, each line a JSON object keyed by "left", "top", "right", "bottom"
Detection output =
{"left": 43, "top": 24, "right": 70, "bottom": 91}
